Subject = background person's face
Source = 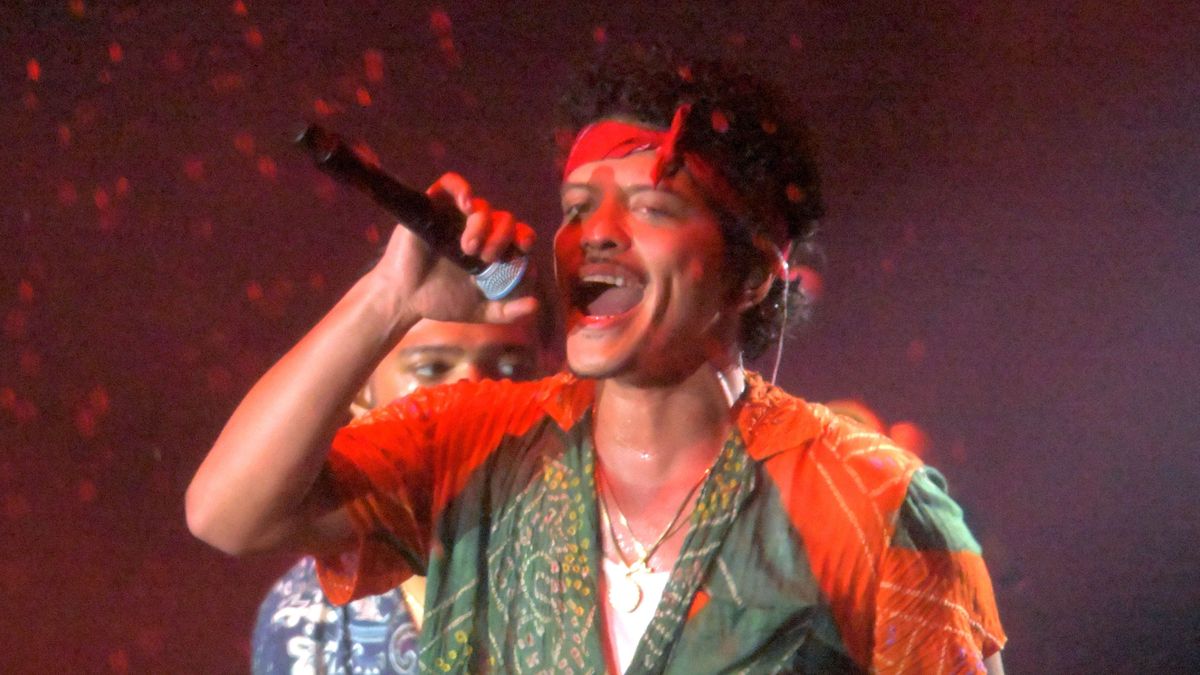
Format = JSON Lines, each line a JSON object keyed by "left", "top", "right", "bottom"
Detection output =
{"left": 360, "top": 318, "right": 541, "bottom": 411}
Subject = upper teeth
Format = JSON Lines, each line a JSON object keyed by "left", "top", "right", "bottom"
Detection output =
{"left": 582, "top": 274, "right": 626, "bottom": 287}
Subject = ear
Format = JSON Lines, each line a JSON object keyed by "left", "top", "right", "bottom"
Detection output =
{"left": 738, "top": 234, "right": 786, "bottom": 312}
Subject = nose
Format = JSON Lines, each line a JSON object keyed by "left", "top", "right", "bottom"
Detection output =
{"left": 457, "top": 362, "right": 485, "bottom": 383}
{"left": 579, "top": 197, "right": 629, "bottom": 255}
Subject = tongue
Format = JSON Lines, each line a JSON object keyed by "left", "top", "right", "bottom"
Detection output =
{"left": 585, "top": 286, "right": 643, "bottom": 316}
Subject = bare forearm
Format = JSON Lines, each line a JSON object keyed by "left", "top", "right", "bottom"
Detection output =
{"left": 186, "top": 271, "right": 414, "bottom": 555}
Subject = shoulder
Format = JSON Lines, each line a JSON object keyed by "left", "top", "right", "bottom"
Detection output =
{"left": 738, "top": 372, "right": 921, "bottom": 514}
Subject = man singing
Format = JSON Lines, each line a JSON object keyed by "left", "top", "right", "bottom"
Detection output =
{"left": 188, "top": 49, "right": 1005, "bottom": 673}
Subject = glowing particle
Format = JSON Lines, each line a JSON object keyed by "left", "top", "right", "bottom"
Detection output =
{"left": 57, "top": 124, "right": 72, "bottom": 147}
{"left": 18, "top": 280, "right": 34, "bottom": 303}
{"left": 183, "top": 158, "right": 205, "bottom": 181}
{"left": 232, "top": 0, "right": 248, "bottom": 16}
{"left": 355, "top": 86, "right": 371, "bottom": 107}
{"left": 438, "top": 37, "right": 461, "bottom": 68}
{"left": 89, "top": 385, "right": 110, "bottom": 414}
{"left": 115, "top": 177, "right": 130, "bottom": 196}
{"left": 711, "top": 109, "right": 730, "bottom": 133}
{"left": 592, "top": 26, "right": 607, "bottom": 44}
{"left": 78, "top": 479, "right": 98, "bottom": 503}
{"left": 789, "top": 34, "right": 803, "bottom": 50}
{"left": 760, "top": 119, "right": 778, "bottom": 134}
{"left": 352, "top": 142, "right": 379, "bottom": 168}
{"left": 726, "top": 32, "right": 747, "bottom": 48}
{"left": 98, "top": 69, "right": 113, "bottom": 85}
{"left": 365, "top": 223, "right": 381, "bottom": 245}
{"left": 26, "top": 59, "right": 40, "bottom": 82}
{"left": 430, "top": 8, "right": 452, "bottom": 35}
{"left": 107, "top": 648, "right": 130, "bottom": 674}
{"left": 68, "top": 0, "right": 86, "bottom": 18}
{"left": 93, "top": 187, "right": 110, "bottom": 210}
{"left": 244, "top": 27, "right": 264, "bottom": 49}
{"left": 233, "top": 131, "right": 255, "bottom": 156}
{"left": 364, "top": 49, "right": 385, "bottom": 82}
{"left": 108, "top": 42, "right": 124, "bottom": 63}
{"left": 75, "top": 407, "right": 98, "bottom": 438}
{"left": 677, "top": 65, "right": 693, "bottom": 82}
{"left": 246, "top": 281, "right": 264, "bottom": 301}
{"left": 313, "top": 98, "right": 333, "bottom": 117}
{"left": 785, "top": 183, "right": 805, "bottom": 203}
{"left": 57, "top": 181, "right": 79, "bottom": 205}
{"left": 256, "top": 156, "right": 277, "bottom": 179}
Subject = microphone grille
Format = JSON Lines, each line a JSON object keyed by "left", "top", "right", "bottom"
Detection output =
{"left": 474, "top": 257, "right": 529, "bottom": 301}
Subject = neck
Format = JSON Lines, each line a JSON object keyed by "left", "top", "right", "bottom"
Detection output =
{"left": 592, "top": 358, "right": 744, "bottom": 494}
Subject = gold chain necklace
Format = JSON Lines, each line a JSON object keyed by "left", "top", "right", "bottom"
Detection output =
{"left": 596, "top": 463, "right": 711, "bottom": 613}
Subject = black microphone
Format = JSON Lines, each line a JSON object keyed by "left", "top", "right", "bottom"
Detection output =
{"left": 294, "top": 124, "right": 527, "bottom": 301}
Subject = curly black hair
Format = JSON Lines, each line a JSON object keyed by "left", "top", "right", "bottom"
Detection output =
{"left": 556, "top": 45, "right": 824, "bottom": 359}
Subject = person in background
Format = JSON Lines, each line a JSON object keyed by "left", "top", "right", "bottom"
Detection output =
{"left": 251, "top": 313, "right": 551, "bottom": 674}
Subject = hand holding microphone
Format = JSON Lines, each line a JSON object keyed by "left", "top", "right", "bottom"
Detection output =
{"left": 295, "top": 124, "right": 529, "bottom": 301}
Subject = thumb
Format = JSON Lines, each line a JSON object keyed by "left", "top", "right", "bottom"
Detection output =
{"left": 480, "top": 296, "right": 539, "bottom": 325}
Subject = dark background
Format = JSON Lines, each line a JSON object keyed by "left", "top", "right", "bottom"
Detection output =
{"left": 2, "top": 1, "right": 1197, "bottom": 672}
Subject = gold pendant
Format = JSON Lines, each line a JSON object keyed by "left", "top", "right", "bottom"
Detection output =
{"left": 608, "top": 570, "right": 644, "bottom": 613}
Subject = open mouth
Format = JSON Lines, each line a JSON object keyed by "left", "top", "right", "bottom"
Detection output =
{"left": 571, "top": 267, "right": 646, "bottom": 319}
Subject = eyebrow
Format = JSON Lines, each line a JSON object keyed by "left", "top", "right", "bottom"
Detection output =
{"left": 397, "top": 343, "right": 535, "bottom": 357}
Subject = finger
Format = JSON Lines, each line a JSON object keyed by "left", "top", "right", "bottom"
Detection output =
{"left": 481, "top": 296, "right": 539, "bottom": 324}
{"left": 460, "top": 198, "right": 491, "bottom": 256}
{"left": 481, "top": 211, "right": 516, "bottom": 262}
{"left": 514, "top": 222, "right": 536, "bottom": 253}
{"left": 428, "top": 172, "right": 473, "bottom": 214}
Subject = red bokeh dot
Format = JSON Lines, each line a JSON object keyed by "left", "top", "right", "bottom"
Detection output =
{"left": 115, "top": 176, "right": 130, "bottom": 196}
{"left": 233, "top": 132, "right": 255, "bottom": 156}
{"left": 183, "top": 158, "right": 205, "bottom": 182}
{"left": 245, "top": 281, "right": 264, "bottom": 301}
{"left": 313, "top": 98, "right": 333, "bottom": 117}
{"left": 711, "top": 109, "right": 730, "bottom": 133}
{"left": 355, "top": 86, "right": 372, "bottom": 107}
{"left": 889, "top": 421, "right": 930, "bottom": 458}
{"left": 430, "top": 8, "right": 452, "bottom": 35}
{"left": 108, "top": 42, "right": 124, "bottom": 63}
{"left": 592, "top": 26, "right": 607, "bottom": 44}
{"left": 68, "top": 0, "right": 86, "bottom": 18}
{"left": 94, "top": 187, "right": 111, "bottom": 210}
{"left": 232, "top": 0, "right": 248, "bottom": 16}
{"left": 18, "top": 280, "right": 34, "bottom": 303}
{"left": 365, "top": 223, "right": 381, "bottom": 245}
{"left": 26, "top": 58, "right": 40, "bottom": 82}
{"left": 785, "top": 183, "right": 804, "bottom": 203}
{"left": 78, "top": 479, "right": 98, "bottom": 503}
{"left": 107, "top": 648, "right": 130, "bottom": 674}
{"left": 244, "top": 27, "right": 264, "bottom": 49}
{"left": 789, "top": 34, "right": 804, "bottom": 50}
{"left": 364, "top": 49, "right": 385, "bottom": 82}
{"left": 74, "top": 407, "right": 98, "bottom": 438}
{"left": 57, "top": 124, "right": 72, "bottom": 147}
{"left": 256, "top": 156, "right": 277, "bottom": 179}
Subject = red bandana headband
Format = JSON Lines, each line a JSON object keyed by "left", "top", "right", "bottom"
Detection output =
{"left": 562, "top": 105, "right": 790, "bottom": 246}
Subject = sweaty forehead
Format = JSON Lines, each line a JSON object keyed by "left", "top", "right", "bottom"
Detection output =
{"left": 397, "top": 319, "right": 537, "bottom": 352}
